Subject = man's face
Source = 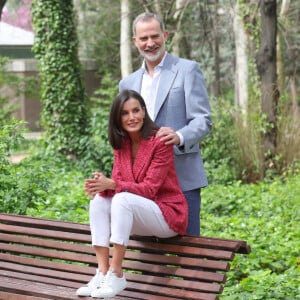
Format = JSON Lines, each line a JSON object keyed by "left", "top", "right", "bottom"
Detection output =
{"left": 133, "top": 18, "right": 169, "bottom": 64}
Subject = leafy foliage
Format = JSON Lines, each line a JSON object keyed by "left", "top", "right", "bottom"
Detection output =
{"left": 24, "top": 153, "right": 88, "bottom": 223}
{"left": 0, "top": 120, "right": 47, "bottom": 214}
{"left": 31, "top": 0, "right": 91, "bottom": 159}
{"left": 75, "top": 0, "right": 121, "bottom": 78}
{"left": 0, "top": 57, "right": 22, "bottom": 125}
{"left": 201, "top": 173, "right": 300, "bottom": 299}
{"left": 201, "top": 98, "right": 237, "bottom": 184}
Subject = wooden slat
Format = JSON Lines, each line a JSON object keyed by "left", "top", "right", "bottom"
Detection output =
{"left": 0, "top": 213, "right": 90, "bottom": 234}
{"left": 0, "top": 291, "right": 51, "bottom": 300}
{"left": 1, "top": 269, "right": 80, "bottom": 289}
{"left": 0, "top": 224, "right": 90, "bottom": 243}
{"left": 124, "top": 250, "right": 230, "bottom": 271}
{"left": 0, "top": 213, "right": 251, "bottom": 300}
{"left": 127, "top": 240, "right": 235, "bottom": 260}
{"left": 0, "top": 233, "right": 93, "bottom": 254}
{"left": 0, "top": 242, "right": 95, "bottom": 264}
{"left": 0, "top": 275, "right": 84, "bottom": 300}
{"left": 0, "top": 254, "right": 94, "bottom": 279}
{"left": 122, "top": 281, "right": 218, "bottom": 300}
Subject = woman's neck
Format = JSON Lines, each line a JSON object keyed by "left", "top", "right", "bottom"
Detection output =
{"left": 129, "top": 133, "right": 141, "bottom": 145}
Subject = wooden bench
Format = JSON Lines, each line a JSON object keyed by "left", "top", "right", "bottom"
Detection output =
{"left": 0, "top": 213, "right": 251, "bottom": 300}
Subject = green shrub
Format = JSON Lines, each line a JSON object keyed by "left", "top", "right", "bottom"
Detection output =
{"left": 0, "top": 120, "right": 49, "bottom": 214}
{"left": 201, "top": 173, "right": 300, "bottom": 299}
{"left": 26, "top": 155, "right": 89, "bottom": 223}
{"left": 0, "top": 57, "right": 21, "bottom": 126}
{"left": 201, "top": 98, "right": 238, "bottom": 184}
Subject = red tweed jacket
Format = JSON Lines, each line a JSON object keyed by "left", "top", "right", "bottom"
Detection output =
{"left": 101, "top": 135, "right": 188, "bottom": 235}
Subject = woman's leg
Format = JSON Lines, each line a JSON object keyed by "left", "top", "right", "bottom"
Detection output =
{"left": 94, "top": 246, "right": 110, "bottom": 274}
{"left": 110, "top": 192, "right": 176, "bottom": 248}
{"left": 91, "top": 192, "right": 175, "bottom": 298}
{"left": 76, "top": 194, "right": 112, "bottom": 296}
{"left": 110, "top": 244, "right": 126, "bottom": 276}
{"left": 89, "top": 194, "right": 112, "bottom": 273}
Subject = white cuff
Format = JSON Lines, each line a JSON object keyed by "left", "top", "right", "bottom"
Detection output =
{"left": 176, "top": 131, "right": 184, "bottom": 146}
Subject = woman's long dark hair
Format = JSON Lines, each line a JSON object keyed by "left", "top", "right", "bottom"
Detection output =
{"left": 108, "top": 89, "right": 159, "bottom": 149}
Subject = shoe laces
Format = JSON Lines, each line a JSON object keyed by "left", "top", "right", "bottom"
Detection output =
{"left": 89, "top": 271, "right": 103, "bottom": 287}
{"left": 102, "top": 270, "right": 114, "bottom": 288}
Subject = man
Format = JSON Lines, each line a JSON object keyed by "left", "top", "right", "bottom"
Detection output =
{"left": 119, "top": 12, "right": 212, "bottom": 236}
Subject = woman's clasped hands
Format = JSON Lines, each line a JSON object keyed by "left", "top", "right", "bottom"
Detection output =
{"left": 84, "top": 172, "right": 116, "bottom": 198}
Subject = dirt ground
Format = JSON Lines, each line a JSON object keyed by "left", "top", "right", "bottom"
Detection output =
{"left": 8, "top": 132, "right": 42, "bottom": 163}
{"left": 8, "top": 154, "right": 29, "bottom": 163}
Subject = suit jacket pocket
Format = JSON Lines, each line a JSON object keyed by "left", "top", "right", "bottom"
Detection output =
{"left": 173, "top": 143, "right": 199, "bottom": 155}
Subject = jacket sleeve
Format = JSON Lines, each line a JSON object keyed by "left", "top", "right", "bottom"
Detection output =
{"left": 177, "top": 61, "right": 212, "bottom": 153}
{"left": 99, "top": 151, "right": 120, "bottom": 198}
{"left": 114, "top": 141, "right": 174, "bottom": 200}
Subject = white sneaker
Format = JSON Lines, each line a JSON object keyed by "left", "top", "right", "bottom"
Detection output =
{"left": 76, "top": 269, "right": 104, "bottom": 297}
{"left": 91, "top": 270, "right": 127, "bottom": 298}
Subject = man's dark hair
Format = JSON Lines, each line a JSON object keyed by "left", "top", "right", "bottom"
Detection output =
{"left": 132, "top": 12, "right": 165, "bottom": 36}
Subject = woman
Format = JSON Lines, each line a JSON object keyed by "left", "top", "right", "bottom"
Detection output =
{"left": 76, "top": 89, "right": 188, "bottom": 298}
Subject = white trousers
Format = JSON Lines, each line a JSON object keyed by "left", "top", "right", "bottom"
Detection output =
{"left": 89, "top": 192, "right": 177, "bottom": 247}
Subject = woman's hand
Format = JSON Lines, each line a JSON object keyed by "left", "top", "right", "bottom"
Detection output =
{"left": 84, "top": 172, "right": 116, "bottom": 198}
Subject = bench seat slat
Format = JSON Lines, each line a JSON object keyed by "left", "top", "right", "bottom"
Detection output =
{"left": 0, "top": 253, "right": 95, "bottom": 280}
{"left": 134, "top": 235, "right": 241, "bottom": 252}
{"left": 0, "top": 291, "right": 52, "bottom": 300}
{"left": 1, "top": 233, "right": 93, "bottom": 254}
{"left": 123, "top": 282, "right": 218, "bottom": 300}
{"left": 1, "top": 269, "right": 80, "bottom": 289}
{"left": 127, "top": 240, "right": 234, "bottom": 260}
{"left": 124, "top": 250, "right": 229, "bottom": 271}
{"left": 0, "top": 213, "right": 90, "bottom": 234}
{"left": 0, "top": 224, "right": 91, "bottom": 243}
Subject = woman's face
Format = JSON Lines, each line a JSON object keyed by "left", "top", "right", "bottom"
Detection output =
{"left": 120, "top": 98, "right": 145, "bottom": 138}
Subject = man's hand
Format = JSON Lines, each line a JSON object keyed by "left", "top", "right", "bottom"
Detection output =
{"left": 156, "top": 127, "right": 180, "bottom": 145}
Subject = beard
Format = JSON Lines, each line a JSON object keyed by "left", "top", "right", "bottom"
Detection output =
{"left": 138, "top": 44, "right": 165, "bottom": 62}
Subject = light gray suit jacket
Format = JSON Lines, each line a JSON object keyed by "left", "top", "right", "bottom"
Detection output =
{"left": 119, "top": 53, "right": 212, "bottom": 191}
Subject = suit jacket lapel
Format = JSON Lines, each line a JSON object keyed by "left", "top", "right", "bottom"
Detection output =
{"left": 119, "top": 138, "right": 154, "bottom": 183}
{"left": 119, "top": 139, "right": 135, "bottom": 182}
{"left": 132, "top": 138, "right": 153, "bottom": 180}
{"left": 154, "top": 54, "right": 178, "bottom": 121}
{"left": 132, "top": 68, "right": 144, "bottom": 92}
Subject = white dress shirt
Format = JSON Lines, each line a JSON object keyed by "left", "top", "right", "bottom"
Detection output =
{"left": 140, "top": 53, "right": 184, "bottom": 146}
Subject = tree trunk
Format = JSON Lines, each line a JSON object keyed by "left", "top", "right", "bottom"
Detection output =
{"left": 171, "top": 0, "right": 187, "bottom": 57}
{"left": 0, "top": 0, "right": 6, "bottom": 20}
{"left": 213, "top": 0, "right": 221, "bottom": 97}
{"left": 277, "top": 0, "right": 290, "bottom": 95}
{"left": 256, "top": 0, "right": 279, "bottom": 173}
{"left": 120, "top": 0, "right": 132, "bottom": 78}
{"left": 233, "top": 1, "right": 248, "bottom": 125}
{"left": 153, "top": 0, "right": 162, "bottom": 17}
